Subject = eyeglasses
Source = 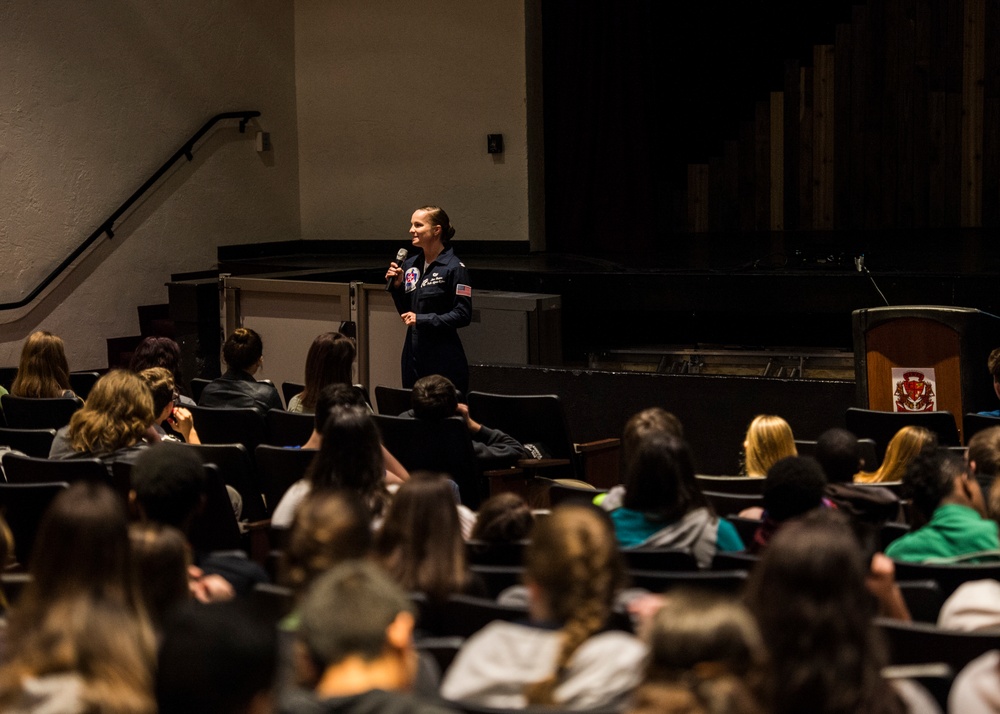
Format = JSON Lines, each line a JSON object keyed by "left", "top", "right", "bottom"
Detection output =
{"left": 171, "top": 392, "right": 180, "bottom": 403}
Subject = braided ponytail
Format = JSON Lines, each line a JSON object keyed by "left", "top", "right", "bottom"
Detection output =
{"left": 523, "top": 505, "right": 624, "bottom": 705}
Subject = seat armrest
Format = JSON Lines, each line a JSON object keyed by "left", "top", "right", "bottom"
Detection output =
{"left": 574, "top": 438, "right": 621, "bottom": 489}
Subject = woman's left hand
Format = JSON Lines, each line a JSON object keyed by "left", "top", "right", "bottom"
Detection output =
{"left": 401, "top": 312, "right": 417, "bottom": 326}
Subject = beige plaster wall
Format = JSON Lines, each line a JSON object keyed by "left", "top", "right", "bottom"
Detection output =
{"left": 0, "top": 0, "right": 300, "bottom": 369}
{"left": 294, "top": 0, "right": 532, "bottom": 244}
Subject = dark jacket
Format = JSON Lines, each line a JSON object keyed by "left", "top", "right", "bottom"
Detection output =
{"left": 199, "top": 369, "right": 283, "bottom": 416}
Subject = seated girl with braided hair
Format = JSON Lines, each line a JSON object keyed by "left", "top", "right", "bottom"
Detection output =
{"left": 440, "top": 504, "right": 647, "bottom": 710}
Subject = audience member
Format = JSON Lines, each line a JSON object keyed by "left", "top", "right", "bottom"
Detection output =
{"left": 272, "top": 405, "right": 389, "bottom": 529}
{"left": 291, "top": 561, "right": 457, "bottom": 714}
{"left": 48, "top": 369, "right": 154, "bottom": 469}
{"left": 856, "top": 425, "right": 937, "bottom": 484}
{"left": 817, "top": 428, "right": 899, "bottom": 524}
{"left": 288, "top": 331, "right": 357, "bottom": 413}
{"left": 128, "top": 521, "right": 191, "bottom": 630}
{"left": 138, "top": 366, "right": 200, "bottom": 443}
{"left": 885, "top": 447, "right": 998, "bottom": 563}
{"left": 199, "top": 327, "right": 283, "bottom": 415}
{"left": 597, "top": 432, "right": 743, "bottom": 566}
{"left": 977, "top": 347, "right": 1000, "bottom": 417}
{"left": 628, "top": 590, "right": 767, "bottom": 714}
{"left": 0, "top": 481, "right": 156, "bottom": 713}
{"left": 410, "top": 374, "right": 528, "bottom": 467}
{"left": 741, "top": 414, "right": 796, "bottom": 478}
{"left": 440, "top": 504, "right": 646, "bottom": 709}
{"left": 9, "top": 329, "right": 77, "bottom": 399}
{"left": 299, "top": 383, "right": 408, "bottom": 482}
{"left": 748, "top": 455, "right": 827, "bottom": 553}
{"left": 746, "top": 510, "right": 933, "bottom": 714}
{"left": 621, "top": 407, "right": 684, "bottom": 460}
{"left": 470, "top": 492, "right": 534, "bottom": 543}
{"left": 130, "top": 443, "right": 264, "bottom": 598}
{"left": 157, "top": 601, "right": 278, "bottom": 714}
{"left": 950, "top": 647, "right": 1000, "bottom": 713}
{"left": 128, "top": 335, "right": 193, "bottom": 404}
{"left": 374, "top": 471, "right": 483, "bottom": 601}
{"left": 967, "top": 426, "right": 1000, "bottom": 518}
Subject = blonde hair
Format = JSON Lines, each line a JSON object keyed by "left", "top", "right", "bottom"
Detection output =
{"left": 10, "top": 330, "right": 72, "bottom": 398}
{"left": 856, "top": 425, "right": 936, "bottom": 484}
{"left": 743, "top": 415, "right": 797, "bottom": 478}
{"left": 523, "top": 505, "right": 625, "bottom": 706}
{"left": 67, "top": 370, "right": 154, "bottom": 455}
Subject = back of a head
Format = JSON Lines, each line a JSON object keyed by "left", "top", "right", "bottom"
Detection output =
{"left": 623, "top": 432, "right": 706, "bottom": 521}
{"left": 301, "top": 332, "right": 356, "bottom": 410}
{"left": 222, "top": 327, "right": 263, "bottom": 373}
{"left": 129, "top": 522, "right": 190, "bottom": 628}
{"left": 876, "top": 425, "right": 937, "bottom": 482}
{"left": 968, "top": 426, "right": 1000, "bottom": 479}
{"left": 313, "top": 383, "right": 367, "bottom": 433}
{"left": 138, "top": 366, "right": 176, "bottom": 416}
{"left": 745, "top": 510, "right": 893, "bottom": 714}
{"left": 298, "top": 560, "right": 413, "bottom": 669}
{"left": 989, "top": 347, "right": 1000, "bottom": 384}
{"left": 11, "top": 330, "right": 71, "bottom": 398}
{"left": 157, "top": 601, "right": 277, "bottom": 714}
{"left": 28, "top": 481, "right": 131, "bottom": 604}
{"left": 129, "top": 336, "right": 182, "bottom": 382}
{"left": 470, "top": 492, "right": 534, "bottom": 543}
{"left": 762, "top": 456, "right": 826, "bottom": 522}
{"left": 374, "top": 471, "right": 465, "bottom": 601}
{"left": 622, "top": 407, "right": 684, "bottom": 466}
{"left": 744, "top": 415, "right": 797, "bottom": 477}
{"left": 815, "top": 428, "right": 861, "bottom": 484}
{"left": 902, "top": 446, "right": 961, "bottom": 522}
{"left": 411, "top": 374, "right": 458, "bottom": 420}
{"left": 305, "top": 405, "right": 384, "bottom": 502}
{"left": 637, "top": 590, "right": 767, "bottom": 714}
{"left": 68, "top": 369, "right": 155, "bottom": 454}
{"left": 132, "top": 444, "right": 206, "bottom": 530}
{"left": 282, "top": 491, "right": 373, "bottom": 593}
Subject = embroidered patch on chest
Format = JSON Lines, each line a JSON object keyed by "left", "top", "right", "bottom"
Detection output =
{"left": 404, "top": 267, "right": 420, "bottom": 292}
{"left": 420, "top": 272, "right": 446, "bottom": 288}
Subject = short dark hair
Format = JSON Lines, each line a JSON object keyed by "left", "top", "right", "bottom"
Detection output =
{"left": 815, "top": 428, "right": 861, "bottom": 484}
{"left": 132, "top": 444, "right": 205, "bottom": 529}
{"left": 763, "top": 456, "right": 827, "bottom": 522}
{"left": 222, "top": 328, "right": 263, "bottom": 372}
{"left": 298, "top": 560, "right": 413, "bottom": 667}
{"left": 313, "top": 383, "right": 367, "bottom": 432}
{"left": 411, "top": 374, "right": 458, "bottom": 420}
{"left": 903, "top": 447, "right": 964, "bottom": 520}
{"left": 157, "top": 602, "right": 277, "bottom": 714}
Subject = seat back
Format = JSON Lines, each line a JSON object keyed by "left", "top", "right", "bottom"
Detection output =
{"left": 0, "top": 481, "right": 69, "bottom": 566}
{"left": 896, "top": 580, "right": 944, "bottom": 623}
{"left": 264, "top": 409, "right": 314, "bottom": 447}
{"left": 281, "top": 381, "right": 305, "bottom": 407}
{"left": 184, "top": 460, "right": 243, "bottom": 553}
{"left": 374, "top": 385, "right": 413, "bottom": 415}
{"left": 469, "top": 564, "right": 524, "bottom": 598}
{"left": 694, "top": 475, "right": 765, "bottom": 495}
{"left": 179, "top": 443, "right": 267, "bottom": 521}
{"left": 877, "top": 617, "right": 1000, "bottom": 671}
{"left": 413, "top": 592, "right": 529, "bottom": 638}
{"left": 467, "top": 392, "right": 575, "bottom": 461}
{"left": 845, "top": 408, "right": 960, "bottom": 461}
{"left": 627, "top": 569, "right": 748, "bottom": 595}
{"left": 711, "top": 551, "right": 760, "bottom": 571}
{"left": 891, "top": 560, "right": 1000, "bottom": 599}
{"left": 255, "top": 445, "right": 317, "bottom": 513}
{"left": 373, "top": 414, "right": 485, "bottom": 508}
{"left": 190, "top": 378, "right": 212, "bottom": 404}
{"left": 964, "top": 412, "right": 1000, "bottom": 441}
{"left": 465, "top": 539, "right": 529, "bottom": 567}
{"left": 726, "top": 516, "right": 763, "bottom": 546}
{"left": 0, "top": 427, "right": 57, "bottom": 458}
{"left": 0, "top": 395, "right": 81, "bottom": 430}
{"left": 68, "top": 371, "right": 101, "bottom": 400}
{"left": 620, "top": 547, "right": 699, "bottom": 572}
{"left": 795, "top": 438, "right": 879, "bottom": 470}
{"left": 3, "top": 452, "right": 108, "bottom": 485}
{"left": 186, "top": 405, "right": 267, "bottom": 453}
{"left": 702, "top": 490, "right": 764, "bottom": 517}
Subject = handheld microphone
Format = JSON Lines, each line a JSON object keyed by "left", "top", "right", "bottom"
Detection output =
{"left": 385, "top": 248, "right": 408, "bottom": 291}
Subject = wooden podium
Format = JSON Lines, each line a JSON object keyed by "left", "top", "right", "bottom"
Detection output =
{"left": 853, "top": 306, "right": 1000, "bottom": 441}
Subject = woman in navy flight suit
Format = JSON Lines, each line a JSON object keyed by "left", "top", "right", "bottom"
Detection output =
{"left": 385, "top": 206, "right": 472, "bottom": 395}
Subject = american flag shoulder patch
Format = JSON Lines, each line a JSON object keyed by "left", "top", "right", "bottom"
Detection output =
{"left": 456, "top": 284, "right": 472, "bottom": 297}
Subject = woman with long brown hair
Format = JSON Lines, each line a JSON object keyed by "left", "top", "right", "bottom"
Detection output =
{"left": 374, "top": 471, "right": 479, "bottom": 602}
{"left": 287, "top": 331, "right": 357, "bottom": 413}
{"left": 440, "top": 504, "right": 646, "bottom": 709}
{"left": 10, "top": 330, "right": 75, "bottom": 399}
{"left": 0, "top": 481, "right": 156, "bottom": 713}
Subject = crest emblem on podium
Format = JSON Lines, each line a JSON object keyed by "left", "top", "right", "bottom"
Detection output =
{"left": 891, "top": 369, "right": 937, "bottom": 412}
